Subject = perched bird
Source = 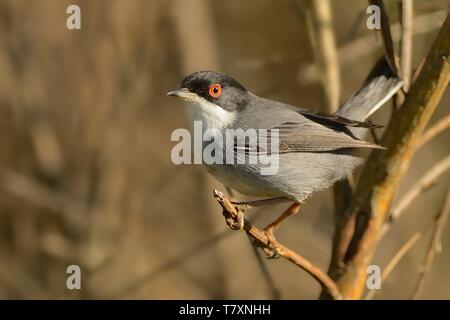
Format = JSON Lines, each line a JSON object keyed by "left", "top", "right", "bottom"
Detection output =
{"left": 168, "top": 59, "right": 402, "bottom": 241}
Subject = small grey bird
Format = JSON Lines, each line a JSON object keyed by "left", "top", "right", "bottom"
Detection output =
{"left": 168, "top": 59, "right": 402, "bottom": 238}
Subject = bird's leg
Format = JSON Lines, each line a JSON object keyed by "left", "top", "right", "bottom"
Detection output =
{"left": 264, "top": 202, "right": 302, "bottom": 233}
{"left": 262, "top": 202, "right": 302, "bottom": 258}
{"left": 231, "top": 197, "right": 291, "bottom": 211}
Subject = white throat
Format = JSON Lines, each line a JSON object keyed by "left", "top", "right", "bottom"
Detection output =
{"left": 184, "top": 98, "right": 236, "bottom": 131}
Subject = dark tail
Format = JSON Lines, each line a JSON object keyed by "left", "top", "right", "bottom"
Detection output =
{"left": 336, "top": 58, "right": 403, "bottom": 122}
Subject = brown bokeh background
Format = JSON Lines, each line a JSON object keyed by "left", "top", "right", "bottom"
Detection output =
{"left": 0, "top": 0, "right": 448, "bottom": 299}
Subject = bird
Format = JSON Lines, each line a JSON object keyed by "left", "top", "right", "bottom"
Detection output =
{"left": 167, "top": 58, "right": 402, "bottom": 248}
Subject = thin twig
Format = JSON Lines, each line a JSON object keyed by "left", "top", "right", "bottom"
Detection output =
{"left": 302, "top": 0, "right": 347, "bottom": 224}
{"left": 302, "top": 0, "right": 340, "bottom": 113}
{"left": 213, "top": 190, "right": 342, "bottom": 300}
{"left": 298, "top": 10, "right": 447, "bottom": 85}
{"left": 399, "top": 0, "right": 414, "bottom": 92}
{"left": 378, "top": 121, "right": 450, "bottom": 238}
{"left": 365, "top": 232, "right": 423, "bottom": 300}
{"left": 416, "top": 114, "right": 450, "bottom": 150}
{"left": 380, "top": 154, "right": 450, "bottom": 239}
{"left": 369, "top": 0, "right": 399, "bottom": 74}
{"left": 411, "top": 185, "right": 450, "bottom": 299}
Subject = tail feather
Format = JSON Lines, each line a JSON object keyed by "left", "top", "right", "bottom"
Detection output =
{"left": 336, "top": 58, "right": 403, "bottom": 122}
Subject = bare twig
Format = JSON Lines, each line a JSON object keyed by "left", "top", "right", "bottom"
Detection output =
{"left": 324, "top": 13, "right": 450, "bottom": 300}
{"left": 301, "top": 0, "right": 348, "bottom": 223}
{"left": 381, "top": 154, "right": 450, "bottom": 239}
{"left": 369, "top": 0, "right": 399, "bottom": 74}
{"left": 302, "top": 0, "right": 340, "bottom": 113}
{"left": 411, "top": 186, "right": 450, "bottom": 299}
{"left": 416, "top": 114, "right": 450, "bottom": 150}
{"left": 382, "top": 232, "right": 423, "bottom": 284}
{"left": 213, "top": 190, "right": 342, "bottom": 300}
{"left": 377, "top": 122, "right": 450, "bottom": 239}
{"left": 242, "top": 9, "right": 444, "bottom": 76}
{"left": 399, "top": 0, "right": 414, "bottom": 91}
{"left": 365, "top": 232, "right": 423, "bottom": 300}
{"left": 298, "top": 10, "right": 447, "bottom": 85}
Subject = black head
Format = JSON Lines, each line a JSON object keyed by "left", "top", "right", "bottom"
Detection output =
{"left": 168, "top": 71, "right": 249, "bottom": 112}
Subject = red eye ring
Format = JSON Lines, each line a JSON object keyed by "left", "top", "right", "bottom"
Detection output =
{"left": 209, "top": 83, "right": 222, "bottom": 98}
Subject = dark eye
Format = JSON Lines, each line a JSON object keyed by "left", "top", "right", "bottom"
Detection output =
{"left": 208, "top": 83, "right": 222, "bottom": 98}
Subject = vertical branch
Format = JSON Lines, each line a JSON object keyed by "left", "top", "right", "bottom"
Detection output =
{"left": 411, "top": 186, "right": 450, "bottom": 299}
{"left": 324, "top": 13, "right": 450, "bottom": 299}
{"left": 301, "top": 0, "right": 349, "bottom": 226}
{"left": 399, "top": 0, "right": 414, "bottom": 91}
{"left": 302, "top": 0, "right": 341, "bottom": 113}
{"left": 369, "top": 0, "right": 399, "bottom": 74}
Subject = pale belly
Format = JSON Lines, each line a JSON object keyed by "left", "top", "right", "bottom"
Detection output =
{"left": 203, "top": 150, "right": 363, "bottom": 203}
{"left": 204, "top": 163, "right": 282, "bottom": 198}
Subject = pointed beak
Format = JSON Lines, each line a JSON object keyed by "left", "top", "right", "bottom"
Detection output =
{"left": 166, "top": 88, "right": 192, "bottom": 99}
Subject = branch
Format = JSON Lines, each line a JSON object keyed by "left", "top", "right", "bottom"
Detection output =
{"left": 416, "top": 114, "right": 450, "bottom": 150}
{"left": 233, "top": 185, "right": 281, "bottom": 299}
{"left": 301, "top": 0, "right": 350, "bottom": 226}
{"left": 325, "top": 13, "right": 450, "bottom": 299}
{"left": 380, "top": 154, "right": 450, "bottom": 239}
{"left": 369, "top": 0, "right": 399, "bottom": 74}
{"left": 399, "top": 0, "right": 414, "bottom": 91}
{"left": 297, "top": 9, "right": 447, "bottom": 85}
{"left": 411, "top": 185, "right": 450, "bottom": 299}
{"left": 302, "top": 0, "right": 340, "bottom": 113}
{"left": 213, "top": 190, "right": 342, "bottom": 300}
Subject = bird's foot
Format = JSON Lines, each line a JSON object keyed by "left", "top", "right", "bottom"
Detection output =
{"left": 214, "top": 189, "right": 245, "bottom": 230}
{"left": 230, "top": 202, "right": 251, "bottom": 212}
{"left": 224, "top": 209, "right": 244, "bottom": 230}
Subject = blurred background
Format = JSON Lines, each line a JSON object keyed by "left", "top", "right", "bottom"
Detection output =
{"left": 0, "top": 0, "right": 448, "bottom": 299}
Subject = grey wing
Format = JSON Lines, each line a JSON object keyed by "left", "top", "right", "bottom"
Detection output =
{"left": 235, "top": 120, "right": 384, "bottom": 155}
{"left": 294, "top": 108, "right": 382, "bottom": 129}
{"left": 269, "top": 121, "right": 384, "bottom": 153}
{"left": 234, "top": 94, "right": 384, "bottom": 155}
